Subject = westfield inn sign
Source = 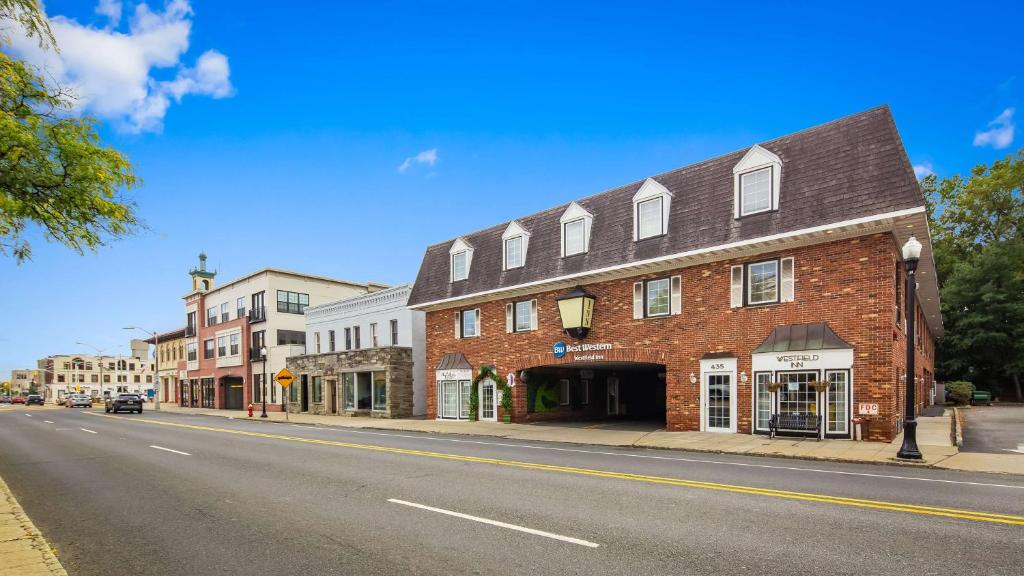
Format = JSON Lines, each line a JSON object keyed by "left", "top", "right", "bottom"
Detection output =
{"left": 408, "top": 106, "right": 940, "bottom": 441}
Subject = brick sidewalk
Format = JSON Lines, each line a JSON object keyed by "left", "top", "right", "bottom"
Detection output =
{"left": 150, "top": 404, "right": 1024, "bottom": 474}
{"left": 0, "top": 476, "right": 67, "bottom": 576}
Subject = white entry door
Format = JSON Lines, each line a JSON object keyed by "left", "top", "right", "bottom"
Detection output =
{"left": 607, "top": 377, "right": 619, "bottom": 416}
{"left": 479, "top": 379, "right": 496, "bottom": 421}
{"left": 703, "top": 373, "right": 735, "bottom": 433}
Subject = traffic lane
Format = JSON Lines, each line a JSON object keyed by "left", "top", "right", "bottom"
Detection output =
{"left": 962, "top": 405, "right": 1024, "bottom": 453}
{"left": 69, "top": 411, "right": 1024, "bottom": 575}
{"left": 5, "top": 411, "right": 1023, "bottom": 576}
{"left": 102, "top": 410, "right": 1024, "bottom": 515}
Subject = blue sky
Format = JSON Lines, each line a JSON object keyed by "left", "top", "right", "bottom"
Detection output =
{"left": 1, "top": 0, "right": 1022, "bottom": 375}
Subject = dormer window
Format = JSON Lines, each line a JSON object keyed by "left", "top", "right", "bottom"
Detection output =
{"left": 733, "top": 145, "right": 782, "bottom": 218}
{"left": 449, "top": 237, "right": 474, "bottom": 282}
{"left": 632, "top": 178, "right": 673, "bottom": 241}
{"left": 501, "top": 221, "right": 530, "bottom": 270}
{"left": 559, "top": 202, "right": 593, "bottom": 257}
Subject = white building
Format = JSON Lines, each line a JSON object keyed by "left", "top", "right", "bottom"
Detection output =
{"left": 37, "top": 345, "right": 155, "bottom": 403}
{"left": 293, "top": 283, "right": 427, "bottom": 416}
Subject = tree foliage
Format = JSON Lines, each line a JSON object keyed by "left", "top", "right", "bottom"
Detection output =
{"left": 924, "top": 151, "right": 1024, "bottom": 400}
{"left": 0, "top": 0, "right": 53, "bottom": 48}
{"left": 0, "top": 1, "right": 140, "bottom": 262}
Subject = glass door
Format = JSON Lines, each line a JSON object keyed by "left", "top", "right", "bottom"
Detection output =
{"left": 704, "top": 373, "right": 733, "bottom": 432}
{"left": 440, "top": 380, "right": 458, "bottom": 419}
{"left": 480, "top": 380, "right": 495, "bottom": 421}
{"left": 825, "top": 370, "right": 849, "bottom": 435}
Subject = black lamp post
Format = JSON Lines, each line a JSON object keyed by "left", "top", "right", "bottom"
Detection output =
{"left": 260, "top": 345, "right": 268, "bottom": 418}
{"left": 897, "top": 235, "right": 923, "bottom": 460}
{"left": 556, "top": 286, "right": 596, "bottom": 339}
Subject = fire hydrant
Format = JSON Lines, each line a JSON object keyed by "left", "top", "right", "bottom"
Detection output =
{"left": 247, "top": 403, "right": 254, "bottom": 418}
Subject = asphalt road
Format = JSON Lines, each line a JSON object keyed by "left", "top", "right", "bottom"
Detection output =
{"left": 961, "top": 405, "right": 1024, "bottom": 454}
{"left": 2, "top": 407, "right": 1023, "bottom": 576}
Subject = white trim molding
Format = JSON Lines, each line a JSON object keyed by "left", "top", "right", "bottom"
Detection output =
{"left": 559, "top": 202, "right": 593, "bottom": 257}
{"left": 633, "top": 178, "right": 673, "bottom": 240}
{"left": 501, "top": 221, "right": 530, "bottom": 270}
{"left": 449, "top": 237, "right": 474, "bottom": 282}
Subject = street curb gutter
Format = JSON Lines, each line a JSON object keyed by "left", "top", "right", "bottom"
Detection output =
{"left": 0, "top": 475, "right": 69, "bottom": 576}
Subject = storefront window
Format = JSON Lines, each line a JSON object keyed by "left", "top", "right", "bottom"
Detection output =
{"left": 777, "top": 371, "right": 816, "bottom": 417}
{"left": 460, "top": 380, "right": 471, "bottom": 418}
{"left": 289, "top": 377, "right": 299, "bottom": 403}
{"left": 342, "top": 373, "right": 355, "bottom": 410}
{"left": 755, "top": 372, "right": 772, "bottom": 431}
{"left": 357, "top": 372, "right": 372, "bottom": 410}
{"left": 312, "top": 376, "right": 322, "bottom": 403}
{"left": 372, "top": 372, "right": 387, "bottom": 411}
{"left": 826, "top": 371, "right": 849, "bottom": 434}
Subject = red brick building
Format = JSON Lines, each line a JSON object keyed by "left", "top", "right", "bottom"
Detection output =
{"left": 407, "top": 107, "right": 940, "bottom": 441}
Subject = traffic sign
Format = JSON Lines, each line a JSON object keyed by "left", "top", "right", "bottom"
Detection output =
{"left": 274, "top": 368, "right": 295, "bottom": 388}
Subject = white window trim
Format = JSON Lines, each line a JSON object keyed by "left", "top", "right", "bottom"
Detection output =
{"left": 501, "top": 221, "right": 530, "bottom": 270}
{"left": 632, "top": 178, "right": 673, "bottom": 241}
{"left": 644, "top": 278, "right": 672, "bottom": 318}
{"left": 449, "top": 237, "right": 474, "bottom": 282}
{"left": 733, "top": 145, "right": 782, "bottom": 218}
{"left": 507, "top": 299, "right": 536, "bottom": 332}
{"left": 559, "top": 202, "right": 593, "bottom": 257}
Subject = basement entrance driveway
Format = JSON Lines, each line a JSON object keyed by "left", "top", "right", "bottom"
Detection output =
{"left": 521, "top": 362, "right": 666, "bottom": 427}
{"left": 961, "top": 405, "right": 1024, "bottom": 454}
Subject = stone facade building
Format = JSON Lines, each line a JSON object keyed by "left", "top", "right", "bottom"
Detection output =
{"left": 407, "top": 107, "right": 940, "bottom": 441}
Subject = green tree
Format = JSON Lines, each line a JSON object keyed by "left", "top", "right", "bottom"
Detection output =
{"left": 0, "top": 0, "right": 140, "bottom": 263}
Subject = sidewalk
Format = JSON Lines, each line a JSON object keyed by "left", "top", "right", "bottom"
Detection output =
{"left": 154, "top": 404, "right": 1022, "bottom": 475}
{"left": 0, "top": 476, "right": 68, "bottom": 576}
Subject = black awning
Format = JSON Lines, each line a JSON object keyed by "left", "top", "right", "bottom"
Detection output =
{"left": 753, "top": 323, "right": 852, "bottom": 354}
{"left": 436, "top": 352, "right": 472, "bottom": 371}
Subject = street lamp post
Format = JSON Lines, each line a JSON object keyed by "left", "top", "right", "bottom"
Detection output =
{"left": 124, "top": 327, "right": 160, "bottom": 411}
{"left": 260, "top": 346, "right": 268, "bottom": 418}
{"left": 897, "top": 236, "right": 923, "bottom": 460}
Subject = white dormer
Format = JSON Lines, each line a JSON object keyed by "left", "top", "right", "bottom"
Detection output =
{"left": 501, "top": 221, "right": 530, "bottom": 270}
{"left": 559, "top": 201, "right": 593, "bottom": 257}
{"left": 449, "top": 237, "right": 474, "bottom": 282}
{"left": 733, "top": 144, "right": 782, "bottom": 218}
{"left": 632, "top": 178, "right": 673, "bottom": 241}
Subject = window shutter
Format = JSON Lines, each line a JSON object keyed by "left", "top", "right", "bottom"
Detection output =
{"left": 530, "top": 299, "right": 538, "bottom": 330}
{"left": 730, "top": 265, "right": 744, "bottom": 308}
{"left": 780, "top": 257, "right": 795, "bottom": 302}
{"left": 670, "top": 275, "right": 682, "bottom": 315}
{"left": 633, "top": 282, "right": 644, "bottom": 319}
{"left": 505, "top": 303, "right": 513, "bottom": 333}
{"left": 475, "top": 308, "right": 481, "bottom": 337}
{"left": 454, "top": 311, "right": 461, "bottom": 339}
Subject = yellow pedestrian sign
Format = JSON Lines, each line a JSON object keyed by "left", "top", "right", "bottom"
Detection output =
{"left": 275, "top": 368, "right": 295, "bottom": 388}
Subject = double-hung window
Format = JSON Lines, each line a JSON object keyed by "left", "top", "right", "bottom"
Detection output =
{"left": 328, "top": 330, "right": 336, "bottom": 352}
{"left": 229, "top": 333, "right": 239, "bottom": 356}
{"left": 217, "top": 336, "right": 226, "bottom": 357}
{"left": 220, "top": 302, "right": 229, "bottom": 323}
{"left": 370, "top": 323, "right": 378, "bottom": 347}
{"left": 206, "top": 306, "right": 217, "bottom": 327}
{"left": 203, "top": 339, "right": 214, "bottom": 359}
{"left": 353, "top": 326, "right": 361, "bottom": 349}
{"left": 562, "top": 218, "right": 586, "bottom": 256}
{"left": 314, "top": 332, "right": 321, "bottom": 354}
{"left": 747, "top": 260, "right": 779, "bottom": 305}
{"left": 637, "top": 197, "right": 664, "bottom": 239}
{"left": 645, "top": 278, "right": 671, "bottom": 317}
{"left": 459, "top": 309, "right": 479, "bottom": 338}
{"left": 187, "top": 342, "right": 197, "bottom": 362}
{"left": 390, "top": 319, "right": 399, "bottom": 345}
{"left": 236, "top": 297, "right": 246, "bottom": 319}
{"left": 451, "top": 251, "right": 468, "bottom": 281}
{"left": 344, "top": 328, "right": 352, "bottom": 350}
{"left": 739, "top": 167, "right": 772, "bottom": 216}
{"left": 507, "top": 300, "right": 536, "bottom": 332}
{"left": 504, "top": 236, "right": 523, "bottom": 269}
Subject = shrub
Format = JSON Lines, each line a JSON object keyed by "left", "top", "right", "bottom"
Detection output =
{"left": 946, "top": 381, "right": 974, "bottom": 406}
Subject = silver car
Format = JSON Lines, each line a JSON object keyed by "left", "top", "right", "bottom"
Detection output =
{"left": 65, "top": 394, "right": 93, "bottom": 408}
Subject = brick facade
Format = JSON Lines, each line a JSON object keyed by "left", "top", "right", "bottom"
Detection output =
{"left": 424, "top": 233, "right": 937, "bottom": 442}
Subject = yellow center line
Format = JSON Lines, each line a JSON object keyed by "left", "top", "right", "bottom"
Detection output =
{"left": 90, "top": 413, "right": 1024, "bottom": 526}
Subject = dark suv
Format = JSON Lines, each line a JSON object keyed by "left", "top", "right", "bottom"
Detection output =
{"left": 105, "top": 393, "right": 143, "bottom": 414}
{"left": 25, "top": 394, "right": 43, "bottom": 406}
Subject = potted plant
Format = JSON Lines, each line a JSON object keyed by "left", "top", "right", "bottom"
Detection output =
{"left": 811, "top": 380, "right": 830, "bottom": 393}
{"left": 767, "top": 381, "right": 783, "bottom": 393}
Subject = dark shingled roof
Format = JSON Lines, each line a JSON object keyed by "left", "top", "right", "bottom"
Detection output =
{"left": 752, "top": 323, "right": 852, "bottom": 354}
{"left": 408, "top": 106, "right": 923, "bottom": 307}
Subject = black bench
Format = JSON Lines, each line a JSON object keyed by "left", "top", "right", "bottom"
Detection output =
{"left": 769, "top": 413, "right": 821, "bottom": 440}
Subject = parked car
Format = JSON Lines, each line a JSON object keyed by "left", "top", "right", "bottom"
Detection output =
{"left": 65, "top": 394, "right": 93, "bottom": 408}
{"left": 11, "top": 396, "right": 25, "bottom": 404}
{"left": 105, "top": 393, "right": 143, "bottom": 414}
{"left": 25, "top": 394, "right": 44, "bottom": 406}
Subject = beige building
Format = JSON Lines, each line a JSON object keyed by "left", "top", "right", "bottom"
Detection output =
{"left": 146, "top": 327, "right": 188, "bottom": 404}
{"left": 38, "top": 343, "right": 155, "bottom": 402}
{"left": 7, "top": 369, "right": 37, "bottom": 395}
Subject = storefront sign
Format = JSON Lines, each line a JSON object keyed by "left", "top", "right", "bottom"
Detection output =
{"left": 553, "top": 341, "right": 613, "bottom": 359}
{"left": 858, "top": 403, "right": 879, "bottom": 415}
{"left": 438, "top": 369, "right": 471, "bottom": 381}
{"left": 752, "top": 348, "right": 854, "bottom": 372}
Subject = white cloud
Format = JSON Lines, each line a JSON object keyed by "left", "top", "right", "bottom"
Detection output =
{"left": 95, "top": 0, "right": 122, "bottom": 25}
{"left": 912, "top": 162, "right": 934, "bottom": 179}
{"left": 7, "top": 0, "right": 233, "bottom": 133}
{"left": 398, "top": 148, "right": 439, "bottom": 173}
{"left": 973, "top": 108, "right": 1015, "bottom": 149}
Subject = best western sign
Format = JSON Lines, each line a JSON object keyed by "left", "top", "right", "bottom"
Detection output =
{"left": 553, "top": 341, "right": 613, "bottom": 361}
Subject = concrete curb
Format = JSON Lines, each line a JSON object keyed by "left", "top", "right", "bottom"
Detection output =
{"left": 952, "top": 407, "right": 964, "bottom": 448}
{"left": 158, "top": 406, "right": 969, "bottom": 473}
{"left": 0, "top": 474, "right": 68, "bottom": 576}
